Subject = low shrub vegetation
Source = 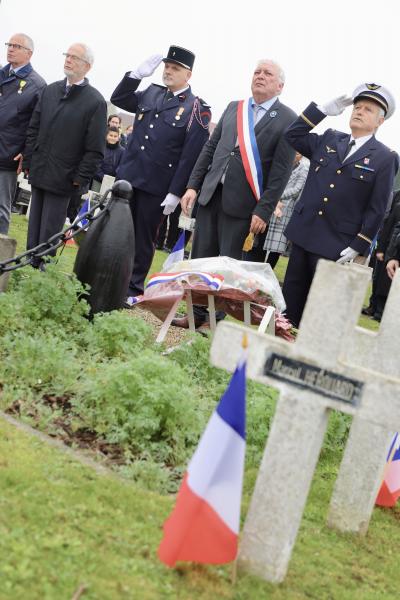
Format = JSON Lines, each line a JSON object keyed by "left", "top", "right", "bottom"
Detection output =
{"left": 0, "top": 266, "right": 351, "bottom": 493}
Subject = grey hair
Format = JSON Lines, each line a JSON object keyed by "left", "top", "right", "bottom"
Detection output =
{"left": 378, "top": 107, "right": 385, "bottom": 118}
{"left": 256, "top": 59, "right": 285, "bottom": 84}
{"left": 15, "top": 33, "right": 34, "bottom": 52}
{"left": 75, "top": 43, "right": 94, "bottom": 66}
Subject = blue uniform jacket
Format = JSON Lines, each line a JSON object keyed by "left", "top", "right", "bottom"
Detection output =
{"left": 0, "top": 63, "right": 46, "bottom": 170}
{"left": 284, "top": 102, "right": 399, "bottom": 258}
{"left": 111, "top": 74, "right": 211, "bottom": 197}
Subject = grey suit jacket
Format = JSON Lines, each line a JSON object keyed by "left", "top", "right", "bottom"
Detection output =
{"left": 187, "top": 98, "right": 297, "bottom": 222}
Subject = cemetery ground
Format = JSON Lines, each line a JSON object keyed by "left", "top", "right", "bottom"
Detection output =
{"left": 0, "top": 215, "right": 395, "bottom": 599}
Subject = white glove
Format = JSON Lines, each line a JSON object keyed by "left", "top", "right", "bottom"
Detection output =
{"left": 319, "top": 95, "right": 353, "bottom": 116}
{"left": 130, "top": 54, "right": 163, "bottom": 79}
{"left": 161, "top": 193, "right": 180, "bottom": 215}
{"left": 336, "top": 247, "right": 359, "bottom": 264}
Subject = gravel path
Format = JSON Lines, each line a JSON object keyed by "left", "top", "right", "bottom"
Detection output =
{"left": 124, "top": 305, "right": 193, "bottom": 347}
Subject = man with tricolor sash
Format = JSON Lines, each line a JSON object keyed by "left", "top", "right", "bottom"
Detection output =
{"left": 174, "top": 59, "right": 296, "bottom": 329}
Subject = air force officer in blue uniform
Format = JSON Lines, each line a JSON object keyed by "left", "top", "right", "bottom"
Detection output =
{"left": 282, "top": 84, "right": 399, "bottom": 327}
{"left": 111, "top": 46, "right": 211, "bottom": 301}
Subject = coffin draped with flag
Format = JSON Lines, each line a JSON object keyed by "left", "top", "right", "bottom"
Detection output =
{"left": 158, "top": 351, "right": 246, "bottom": 566}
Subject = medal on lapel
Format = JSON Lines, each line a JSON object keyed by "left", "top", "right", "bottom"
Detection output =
{"left": 364, "top": 157, "right": 370, "bottom": 165}
{"left": 175, "top": 107, "right": 185, "bottom": 121}
{"left": 325, "top": 145, "right": 336, "bottom": 153}
{"left": 18, "top": 80, "right": 27, "bottom": 94}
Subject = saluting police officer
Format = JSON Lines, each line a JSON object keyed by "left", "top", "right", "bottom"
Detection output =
{"left": 282, "top": 84, "right": 399, "bottom": 328}
{"left": 111, "top": 46, "right": 211, "bottom": 303}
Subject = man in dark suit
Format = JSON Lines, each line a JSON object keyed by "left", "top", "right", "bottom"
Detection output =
{"left": 111, "top": 45, "right": 211, "bottom": 302}
{"left": 282, "top": 84, "right": 399, "bottom": 327}
{"left": 173, "top": 59, "right": 296, "bottom": 328}
{"left": 23, "top": 43, "right": 106, "bottom": 267}
{"left": 0, "top": 33, "right": 45, "bottom": 235}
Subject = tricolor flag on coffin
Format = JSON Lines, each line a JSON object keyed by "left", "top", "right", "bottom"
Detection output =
{"left": 158, "top": 344, "right": 247, "bottom": 566}
{"left": 376, "top": 433, "right": 400, "bottom": 507}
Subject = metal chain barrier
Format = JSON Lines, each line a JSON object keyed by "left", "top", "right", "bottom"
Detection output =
{"left": 0, "top": 189, "right": 113, "bottom": 275}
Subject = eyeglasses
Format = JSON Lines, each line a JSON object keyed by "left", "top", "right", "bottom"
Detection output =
{"left": 5, "top": 42, "right": 30, "bottom": 51}
{"left": 63, "top": 53, "right": 88, "bottom": 64}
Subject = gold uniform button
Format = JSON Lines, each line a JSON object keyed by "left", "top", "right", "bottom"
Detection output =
{"left": 330, "top": 183, "right": 335, "bottom": 188}
{"left": 319, "top": 158, "right": 324, "bottom": 162}
{"left": 336, "top": 169, "right": 342, "bottom": 174}
{"left": 318, "top": 211, "right": 323, "bottom": 215}
{"left": 323, "top": 198, "right": 328, "bottom": 202}
{"left": 145, "top": 135, "right": 149, "bottom": 139}
{"left": 360, "top": 175, "right": 364, "bottom": 179}
{"left": 155, "top": 114, "right": 159, "bottom": 118}
{"left": 149, "top": 124, "right": 154, "bottom": 128}
{"left": 140, "top": 145, "right": 145, "bottom": 150}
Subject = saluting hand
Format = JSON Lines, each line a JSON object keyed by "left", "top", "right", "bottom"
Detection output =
{"left": 131, "top": 54, "right": 163, "bottom": 79}
{"left": 320, "top": 95, "right": 353, "bottom": 116}
{"left": 181, "top": 189, "right": 197, "bottom": 216}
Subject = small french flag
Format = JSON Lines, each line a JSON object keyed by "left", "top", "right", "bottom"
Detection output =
{"left": 162, "top": 231, "right": 185, "bottom": 271}
{"left": 158, "top": 338, "right": 247, "bottom": 566}
{"left": 376, "top": 433, "right": 400, "bottom": 507}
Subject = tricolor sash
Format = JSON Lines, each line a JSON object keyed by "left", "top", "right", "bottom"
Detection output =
{"left": 237, "top": 99, "right": 263, "bottom": 201}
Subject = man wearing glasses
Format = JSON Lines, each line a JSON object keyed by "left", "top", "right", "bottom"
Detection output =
{"left": 23, "top": 43, "right": 106, "bottom": 267}
{"left": 0, "top": 33, "right": 45, "bottom": 235}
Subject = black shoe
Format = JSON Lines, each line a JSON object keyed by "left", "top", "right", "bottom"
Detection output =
{"left": 362, "top": 306, "right": 375, "bottom": 316}
{"left": 373, "top": 313, "right": 382, "bottom": 322}
{"left": 162, "top": 245, "right": 172, "bottom": 253}
{"left": 155, "top": 243, "right": 163, "bottom": 251}
{"left": 172, "top": 314, "right": 206, "bottom": 329}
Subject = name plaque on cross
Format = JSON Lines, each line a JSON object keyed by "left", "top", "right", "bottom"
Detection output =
{"left": 264, "top": 353, "right": 363, "bottom": 406}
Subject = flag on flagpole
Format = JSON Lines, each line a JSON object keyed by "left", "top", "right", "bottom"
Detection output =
{"left": 162, "top": 231, "right": 186, "bottom": 271}
{"left": 158, "top": 339, "right": 247, "bottom": 567}
{"left": 376, "top": 433, "right": 400, "bottom": 507}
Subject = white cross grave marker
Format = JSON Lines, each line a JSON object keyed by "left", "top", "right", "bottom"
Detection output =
{"left": 210, "top": 259, "right": 400, "bottom": 583}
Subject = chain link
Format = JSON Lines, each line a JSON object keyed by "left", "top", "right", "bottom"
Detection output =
{"left": 0, "top": 189, "right": 113, "bottom": 275}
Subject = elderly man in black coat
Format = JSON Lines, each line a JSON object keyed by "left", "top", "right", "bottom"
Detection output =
{"left": 0, "top": 32, "right": 45, "bottom": 235}
{"left": 23, "top": 42, "right": 106, "bottom": 267}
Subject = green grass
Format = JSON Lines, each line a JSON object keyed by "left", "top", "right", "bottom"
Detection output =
{"left": 1, "top": 214, "right": 388, "bottom": 598}
{"left": 1, "top": 417, "right": 400, "bottom": 599}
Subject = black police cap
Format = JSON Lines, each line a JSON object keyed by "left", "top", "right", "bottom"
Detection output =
{"left": 163, "top": 46, "right": 195, "bottom": 71}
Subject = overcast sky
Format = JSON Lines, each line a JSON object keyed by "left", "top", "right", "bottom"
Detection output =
{"left": 2, "top": 0, "right": 399, "bottom": 150}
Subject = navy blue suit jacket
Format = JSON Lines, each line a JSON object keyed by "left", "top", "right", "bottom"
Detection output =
{"left": 284, "top": 102, "right": 399, "bottom": 259}
{"left": 111, "top": 75, "right": 211, "bottom": 198}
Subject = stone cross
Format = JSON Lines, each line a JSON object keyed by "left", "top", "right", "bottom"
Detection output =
{"left": 210, "top": 259, "right": 400, "bottom": 583}
{"left": 327, "top": 264, "right": 400, "bottom": 533}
